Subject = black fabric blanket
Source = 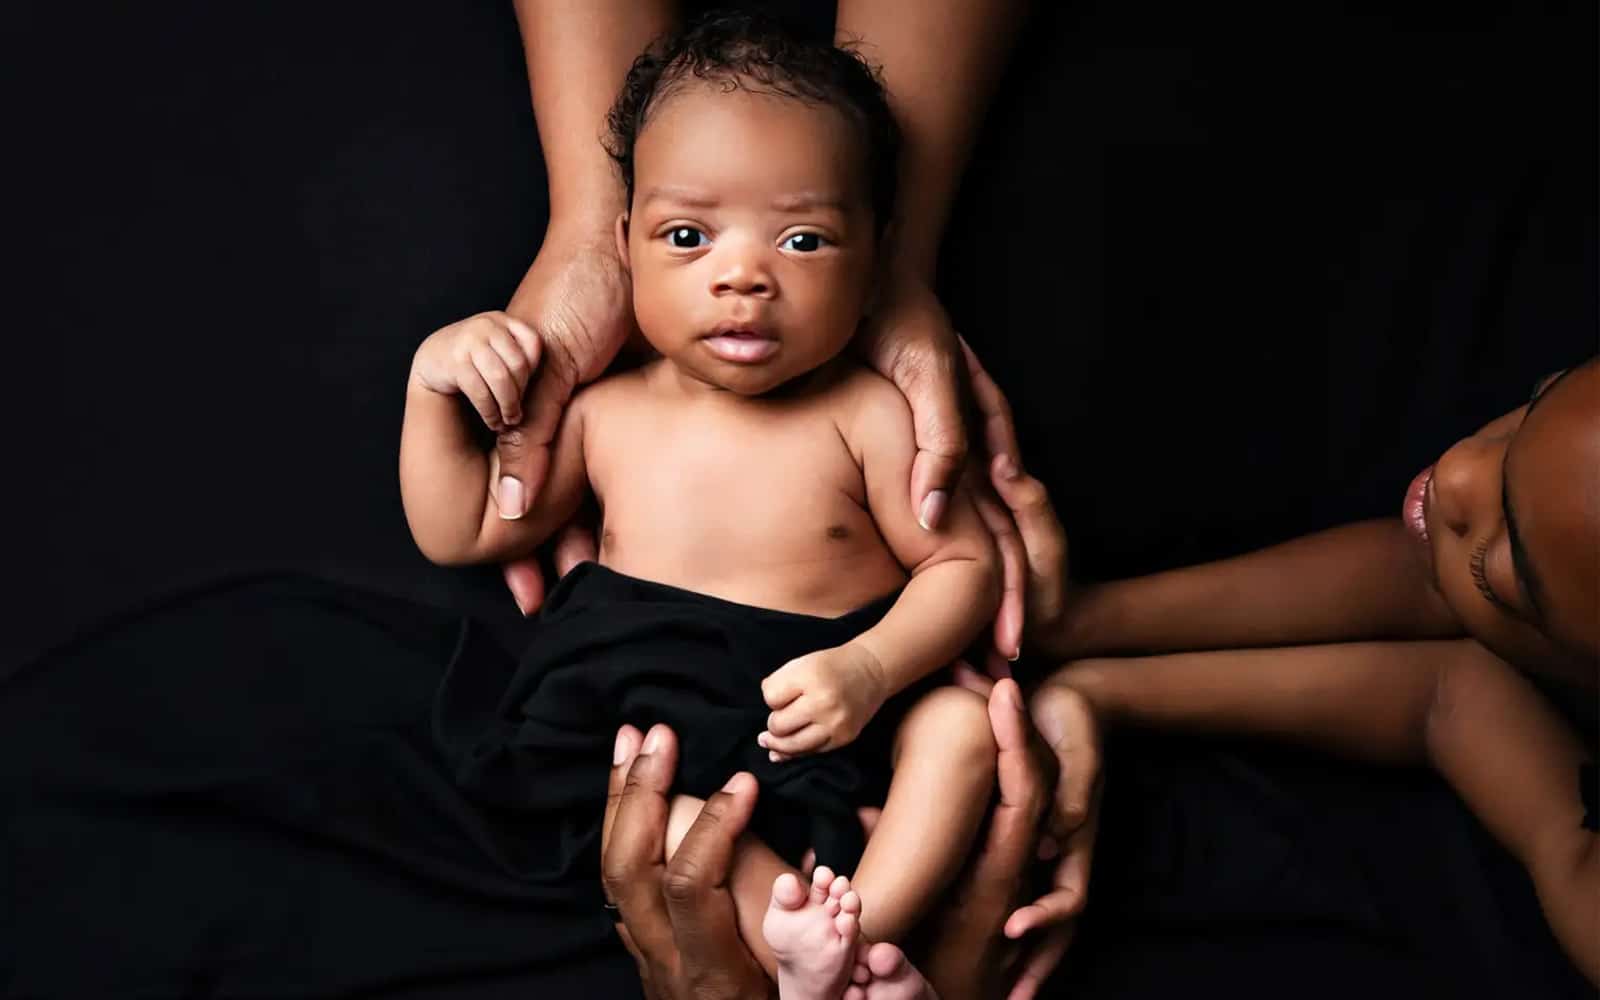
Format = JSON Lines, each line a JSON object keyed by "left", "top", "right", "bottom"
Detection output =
{"left": 9, "top": 0, "right": 1594, "bottom": 996}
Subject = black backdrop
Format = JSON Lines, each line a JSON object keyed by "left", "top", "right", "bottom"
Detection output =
{"left": 9, "top": 1, "right": 1596, "bottom": 997}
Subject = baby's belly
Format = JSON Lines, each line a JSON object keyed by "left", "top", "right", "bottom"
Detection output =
{"left": 600, "top": 543, "right": 908, "bottom": 618}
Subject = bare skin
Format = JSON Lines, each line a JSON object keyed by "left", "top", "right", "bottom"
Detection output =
{"left": 601, "top": 678, "right": 1060, "bottom": 1000}
{"left": 401, "top": 77, "right": 1002, "bottom": 985}
{"left": 496, "top": 2, "right": 1034, "bottom": 666}
{"left": 971, "top": 356, "right": 1600, "bottom": 985}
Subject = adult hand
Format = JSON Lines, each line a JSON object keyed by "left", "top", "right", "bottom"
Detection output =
{"left": 961, "top": 338, "right": 1072, "bottom": 664}
{"left": 601, "top": 724, "right": 776, "bottom": 1000}
{"left": 913, "top": 678, "right": 1061, "bottom": 1000}
{"left": 495, "top": 222, "right": 631, "bottom": 615}
{"left": 858, "top": 279, "right": 1028, "bottom": 666}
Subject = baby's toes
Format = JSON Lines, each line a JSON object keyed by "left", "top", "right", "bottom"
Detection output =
{"left": 810, "top": 865, "right": 836, "bottom": 904}
{"left": 770, "top": 872, "right": 808, "bottom": 911}
{"left": 839, "top": 888, "right": 861, "bottom": 916}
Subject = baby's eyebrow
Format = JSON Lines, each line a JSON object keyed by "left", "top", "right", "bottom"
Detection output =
{"left": 641, "top": 186, "right": 719, "bottom": 208}
{"left": 771, "top": 192, "right": 847, "bottom": 213}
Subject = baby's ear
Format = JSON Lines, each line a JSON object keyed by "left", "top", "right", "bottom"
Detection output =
{"left": 614, "top": 212, "right": 631, "bottom": 269}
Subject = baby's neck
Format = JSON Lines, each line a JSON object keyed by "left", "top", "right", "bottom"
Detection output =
{"left": 646, "top": 356, "right": 848, "bottom": 403}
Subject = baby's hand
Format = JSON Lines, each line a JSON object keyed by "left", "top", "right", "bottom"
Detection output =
{"left": 758, "top": 643, "right": 889, "bottom": 761}
{"left": 410, "top": 311, "right": 542, "bottom": 432}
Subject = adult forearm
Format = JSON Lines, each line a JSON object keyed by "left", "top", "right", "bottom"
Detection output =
{"left": 512, "top": 0, "right": 676, "bottom": 226}
{"left": 1047, "top": 640, "right": 1471, "bottom": 764}
{"left": 835, "top": 0, "right": 1028, "bottom": 282}
{"left": 1054, "top": 519, "right": 1462, "bottom": 660}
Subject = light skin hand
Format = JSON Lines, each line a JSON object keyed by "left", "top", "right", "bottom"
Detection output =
{"left": 759, "top": 643, "right": 889, "bottom": 760}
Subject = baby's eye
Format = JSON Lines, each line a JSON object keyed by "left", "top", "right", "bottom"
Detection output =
{"left": 781, "top": 233, "right": 827, "bottom": 253}
{"left": 668, "top": 227, "right": 709, "bottom": 249}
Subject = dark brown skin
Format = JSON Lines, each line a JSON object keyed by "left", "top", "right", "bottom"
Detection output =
{"left": 600, "top": 679, "right": 1062, "bottom": 1000}
{"left": 967, "top": 355, "right": 1599, "bottom": 985}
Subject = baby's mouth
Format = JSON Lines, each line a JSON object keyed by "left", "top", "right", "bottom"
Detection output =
{"left": 701, "top": 328, "right": 779, "bottom": 364}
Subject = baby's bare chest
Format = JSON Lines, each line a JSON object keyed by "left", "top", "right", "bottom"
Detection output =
{"left": 584, "top": 401, "right": 903, "bottom": 613}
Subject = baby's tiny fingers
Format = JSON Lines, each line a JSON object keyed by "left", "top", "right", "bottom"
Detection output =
{"left": 761, "top": 723, "right": 826, "bottom": 756}
{"left": 485, "top": 328, "right": 532, "bottom": 423}
{"left": 471, "top": 343, "right": 521, "bottom": 428}
{"left": 766, "top": 703, "right": 811, "bottom": 737}
{"left": 457, "top": 368, "right": 503, "bottom": 431}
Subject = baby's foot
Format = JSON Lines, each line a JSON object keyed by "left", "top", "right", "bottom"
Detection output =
{"left": 762, "top": 865, "right": 861, "bottom": 1000}
{"left": 842, "top": 941, "right": 937, "bottom": 1000}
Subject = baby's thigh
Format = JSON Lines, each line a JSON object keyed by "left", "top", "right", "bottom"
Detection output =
{"left": 891, "top": 685, "right": 997, "bottom": 777}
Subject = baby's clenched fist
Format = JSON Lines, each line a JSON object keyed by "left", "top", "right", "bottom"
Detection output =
{"left": 758, "top": 643, "right": 889, "bottom": 761}
{"left": 410, "top": 311, "right": 542, "bottom": 432}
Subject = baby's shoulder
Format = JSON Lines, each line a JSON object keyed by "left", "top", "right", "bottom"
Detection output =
{"left": 822, "top": 363, "right": 913, "bottom": 448}
{"left": 568, "top": 365, "right": 652, "bottom": 419}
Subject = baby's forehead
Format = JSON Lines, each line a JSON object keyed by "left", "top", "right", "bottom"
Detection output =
{"left": 641, "top": 76, "right": 869, "bottom": 158}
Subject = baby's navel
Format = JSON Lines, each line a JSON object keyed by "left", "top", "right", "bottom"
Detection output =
{"left": 825, "top": 524, "right": 850, "bottom": 541}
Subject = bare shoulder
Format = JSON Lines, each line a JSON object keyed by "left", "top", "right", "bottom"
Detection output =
{"left": 568, "top": 364, "right": 653, "bottom": 420}
{"left": 825, "top": 363, "right": 914, "bottom": 460}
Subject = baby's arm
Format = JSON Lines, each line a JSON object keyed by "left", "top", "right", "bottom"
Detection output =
{"left": 1049, "top": 518, "right": 1463, "bottom": 662}
{"left": 1049, "top": 641, "right": 1597, "bottom": 983}
{"left": 760, "top": 376, "right": 1000, "bottom": 758}
{"left": 399, "top": 312, "right": 590, "bottom": 566}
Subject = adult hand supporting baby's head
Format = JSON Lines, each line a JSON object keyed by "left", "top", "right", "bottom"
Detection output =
{"left": 494, "top": 221, "right": 633, "bottom": 616}
{"left": 601, "top": 724, "right": 775, "bottom": 1000}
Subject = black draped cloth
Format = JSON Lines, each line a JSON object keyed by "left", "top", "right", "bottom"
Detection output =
{"left": 10, "top": 0, "right": 1595, "bottom": 996}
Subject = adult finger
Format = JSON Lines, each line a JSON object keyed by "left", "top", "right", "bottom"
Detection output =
{"left": 500, "top": 558, "right": 547, "bottom": 617}
{"left": 979, "top": 680, "right": 1053, "bottom": 881}
{"left": 1030, "top": 685, "right": 1101, "bottom": 840}
{"left": 959, "top": 336, "right": 1024, "bottom": 462}
{"left": 1006, "top": 924, "right": 1076, "bottom": 1000}
{"left": 601, "top": 724, "right": 645, "bottom": 862}
{"left": 975, "top": 489, "right": 1026, "bottom": 663}
{"left": 990, "top": 455, "right": 1068, "bottom": 623}
{"left": 900, "top": 352, "right": 967, "bottom": 532}
{"left": 664, "top": 773, "right": 764, "bottom": 977}
{"left": 601, "top": 725, "right": 679, "bottom": 965}
{"left": 493, "top": 334, "right": 578, "bottom": 520}
{"left": 552, "top": 515, "right": 598, "bottom": 577}
{"left": 953, "top": 660, "right": 996, "bottom": 697}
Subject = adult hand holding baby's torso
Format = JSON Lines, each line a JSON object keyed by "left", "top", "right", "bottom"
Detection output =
{"left": 580, "top": 357, "right": 909, "bottom": 618}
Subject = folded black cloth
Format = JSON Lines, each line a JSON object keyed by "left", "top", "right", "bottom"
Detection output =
{"left": 434, "top": 561, "right": 915, "bottom": 875}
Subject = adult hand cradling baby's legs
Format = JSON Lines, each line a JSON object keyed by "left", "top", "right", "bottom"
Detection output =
{"left": 602, "top": 724, "right": 776, "bottom": 1000}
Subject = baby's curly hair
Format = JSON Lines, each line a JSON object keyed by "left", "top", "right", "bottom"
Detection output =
{"left": 605, "top": 11, "right": 901, "bottom": 232}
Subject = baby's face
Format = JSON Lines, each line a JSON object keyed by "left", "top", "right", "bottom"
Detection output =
{"left": 1404, "top": 362, "right": 1599, "bottom": 686}
{"left": 619, "top": 83, "right": 879, "bottom": 395}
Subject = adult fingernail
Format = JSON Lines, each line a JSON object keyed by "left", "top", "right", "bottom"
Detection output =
{"left": 917, "top": 490, "right": 948, "bottom": 531}
{"left": 612, "top": 729, "right": 634, "bottom": 766}
{"left": 997, "top": 454, "right": 1020, "bottom": 480}
{"left": 721, "top": 772, "right": 747, "bottom": 793}
{"left": 642, "top": 726, "right": 662, "bottom": 754}
{"left": 1009, "top": 645, "right": 1022, "bottom": 662}
{"left": 497, "top": 477, "right": 526, "bottom": 519}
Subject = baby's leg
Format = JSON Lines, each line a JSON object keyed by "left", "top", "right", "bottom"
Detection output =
{"left": 664, "top": 795, "right": 793, "bottom": 979}
{"left": 849, "top": 685, "right": 997, "bottom": 943}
